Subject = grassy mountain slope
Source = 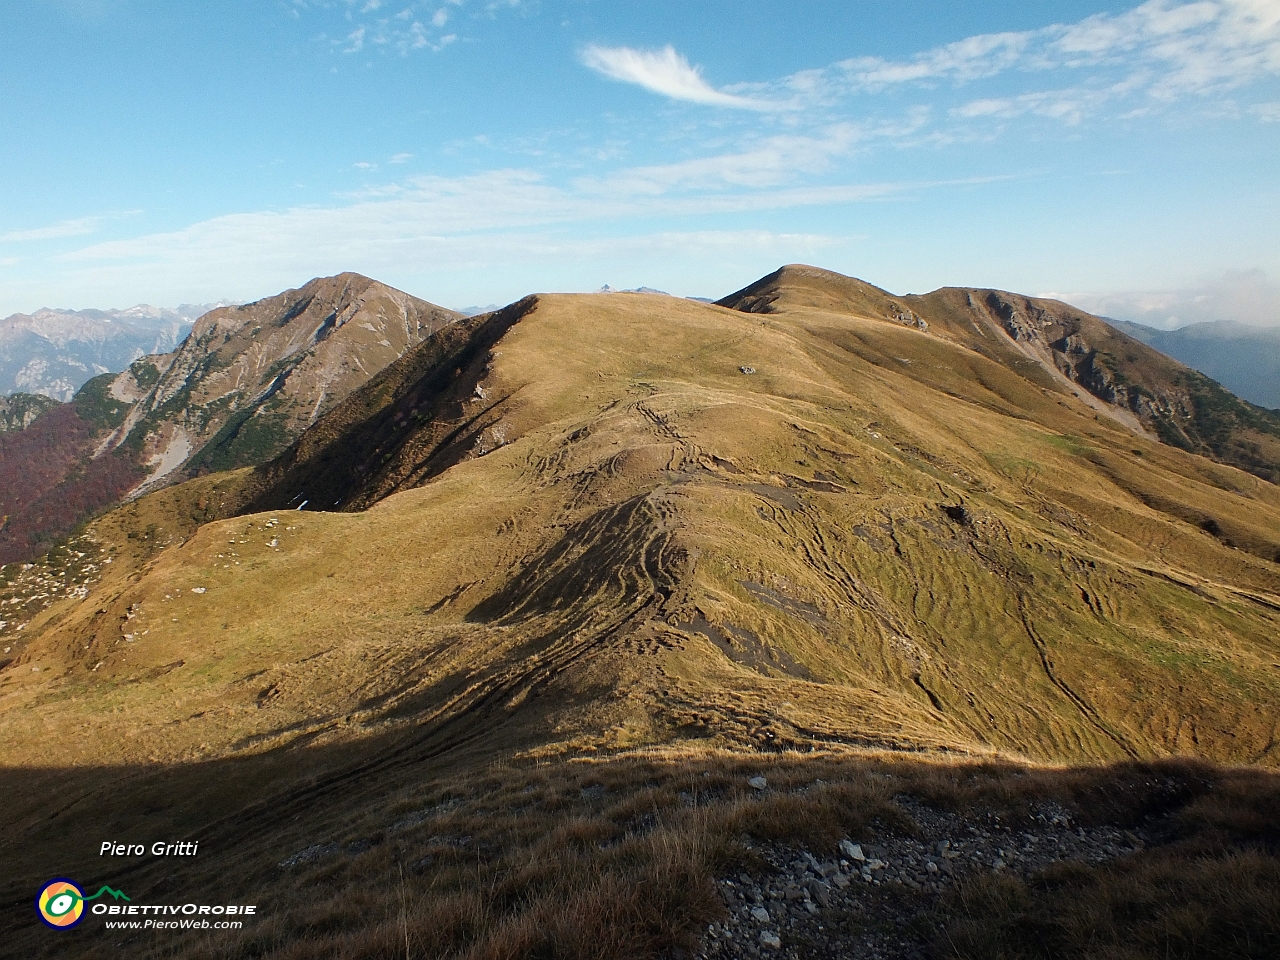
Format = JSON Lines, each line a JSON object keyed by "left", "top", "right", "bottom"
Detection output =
{"left": 6, "top": 278, "right": 1278, "bottom": 766}
{"left": 906, "top": 285, "right": 1280, "bottom": 482}
{"left": 722, "top": 265, "right": 1280, "bottom": 483}
{"left": 2, "top": 268, "right": 1279, "bottom": 958}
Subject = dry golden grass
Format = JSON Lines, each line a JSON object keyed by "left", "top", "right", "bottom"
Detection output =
{"left": 5, "top": 287, "right": 1277, "bottom": 774}
{"left": 3, "top": 271, "right": 1280, "bottom": 956}
{"left": 7, "top": 748, "right": 1275, "bottom": 960}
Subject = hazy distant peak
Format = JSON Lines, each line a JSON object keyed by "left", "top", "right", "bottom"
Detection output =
{"left": 457, "top": 304, "right": 504, "bottom": 317}
{"left": 1110, "top": 317, "right": 1280, "bottom": 410}
{"left": 596, "top": 284, "right": 672, "bottom": 296}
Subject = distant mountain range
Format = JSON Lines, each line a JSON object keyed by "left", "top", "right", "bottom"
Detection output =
{"left": 0, "top": 303, "right": 222, "bottom": 401}
{"left": 1111, "top": 318, "right": 1280, "bottom": 410}
{"left": 456, "top": 304, "right": 504, "bottom": 317}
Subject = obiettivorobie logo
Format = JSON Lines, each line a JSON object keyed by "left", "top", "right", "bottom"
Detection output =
{"left": 36, "top": 878, "right": 130, "bottom": 929}
{"left": 36, "top": 876, "right": 258, "bottom": 932}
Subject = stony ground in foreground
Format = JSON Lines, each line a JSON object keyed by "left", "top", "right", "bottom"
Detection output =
{"left": 699, "top": 784, "right": 1149, "bottom": 959}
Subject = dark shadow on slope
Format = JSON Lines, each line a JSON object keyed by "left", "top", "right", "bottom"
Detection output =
{"left": 237, "top": 297, "right": 537, "bottom": 516}
{"left": 3, "top": 739, "right": 1279, "bottom": 960}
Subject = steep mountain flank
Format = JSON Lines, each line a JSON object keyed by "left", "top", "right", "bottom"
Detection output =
{"left": 108, "top": 272, "right": 460, "bottom": 483}
{"left": 0, "top": 374, "right": 146, "bottom": 564}
{"left": 238, "top": 297, "right": 536, "bottom": 514}
{"left": 912, "top": 287, "right": 1280, "bottom": 482}
{"left": 721, "top": 265, "right": 1280, "bottom": 483}
{"left": 0, "top": 274, "right": 459, "bottom": 563}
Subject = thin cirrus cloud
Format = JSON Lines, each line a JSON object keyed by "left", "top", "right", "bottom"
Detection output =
{"left": 306, "top": 0, "right": 476, "bottom": 57}
{"left": 580, "top": 44, "right": 784, "bottom": 111}
{"left": 579, "top": 3, "right": 1279, "bottom": 129}
{"left": 833, "top": 0, "right": 1280, "bottom": 112}
{"left": 55, "top": 166, "right": 912, "bottom": 269}
{"left": 0, "top": 217, "right": 104, "bottom": 243}
{"left": 573, "top": 117, "right": 930, "bottom": 196}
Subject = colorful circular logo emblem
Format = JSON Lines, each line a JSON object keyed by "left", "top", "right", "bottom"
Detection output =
{"left": 36, "top": 878, "right": 86, "bottom": 929}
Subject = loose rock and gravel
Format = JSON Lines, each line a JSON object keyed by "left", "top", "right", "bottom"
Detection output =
{"left": 698, "top": 786, "right": 1147, "bottom": 960}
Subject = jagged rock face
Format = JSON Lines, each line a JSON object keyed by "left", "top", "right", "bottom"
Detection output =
{"left": 105, "top": 273, "right": 460, "bottom": 484}
{"left": 980, "top": 292, "right": 1182, "bottom": 417}
{"left": 963, "top": 291, "right": 1280, "bottom": 477}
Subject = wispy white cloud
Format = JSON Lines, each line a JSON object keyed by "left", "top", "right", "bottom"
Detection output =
{"left": 390, "top": 152, "right": 414, "bottom": 163}
{"left": 52, "top": 148, "right": 982, "bottom": 292}
{"left": 950, "top": 79, "right": 1142, "bottom": 125}
{"left": 311, "top": 0, "right": 502, "bottom": 56}
{"left": 756, "top": 0, "right": 1280, "bottom": 127}
{"left": 842, "top": 31, "right": 1036, "bottom": 90}
{"left": 29, "top": 153, "right": 1010, "bottom": 325}
{"left": 0, "top": 217, "right": 103, "bottom": 243}
{"left": 581, "top": 44, "right": 784, "bottom": 111}
{"left": 574, "top": 118, "right": 928, "bottom": 195}
{"left": 53, "top": 176, "right": 883, "bottom": 269}
{"left": 837, "top": 0, "right": 1280, "bottom": 96}
{"left": 58, "top": 109, "right": 1002, "bottom": 272}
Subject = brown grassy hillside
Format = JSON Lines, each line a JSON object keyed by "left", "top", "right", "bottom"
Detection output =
{"left": 7, "top": 277, "right": 1279, "bottom": 764}
{"left": 2, "top": 268, "right": 1278, "bottom": 958}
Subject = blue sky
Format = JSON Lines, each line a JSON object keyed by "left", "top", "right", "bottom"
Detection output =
{"left": 2, "top": 0, "right": 1278, "bottom": 327}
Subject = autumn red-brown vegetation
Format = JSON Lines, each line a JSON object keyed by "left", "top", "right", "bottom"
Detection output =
{"left": 0, "top": 402, "right": 144, "bottom": 564}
